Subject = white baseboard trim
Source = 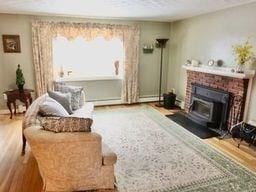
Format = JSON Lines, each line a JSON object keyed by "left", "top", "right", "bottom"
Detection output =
{"left": 92, "top": 99, "right": 122, "bottom": 106}
{"left": 0, "top": 96, "right": 176, "bottom": 113}
{"left": 0, "top": 109, "right": 10, "bottom": 115}
{"left": 139, "top": 96, "right": 162, "bottom": 103}
{"left": 175, "top": 99, "right": 185, "bottom": 109}
{"left": 0, "top": 105, "right": 27, "bottom": 115}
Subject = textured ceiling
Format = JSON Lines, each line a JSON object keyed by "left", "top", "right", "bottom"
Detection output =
{"left": 0, "top": 0, "right": 255, "bottom": 21}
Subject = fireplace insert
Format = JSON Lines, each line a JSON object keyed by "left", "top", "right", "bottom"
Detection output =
{"left": 188, "top": 83, "right": 229, "bottom": 130}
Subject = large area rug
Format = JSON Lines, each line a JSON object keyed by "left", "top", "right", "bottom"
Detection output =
{"left": 92, "top": 106, "right": 256, "bottom": 192}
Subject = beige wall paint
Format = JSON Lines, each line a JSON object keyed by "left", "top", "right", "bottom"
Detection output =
{"left": 167, "top": 3, "right": 256, "bottom": 121}
{"left": 0, "top": 14, "right": 170, "bottom": 109}
{"left": 0, "top": 14, "right": 35, "bottom": 109}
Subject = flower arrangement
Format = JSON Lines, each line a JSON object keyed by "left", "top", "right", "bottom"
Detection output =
{"left": 232, "top": 40, "right": 254, "bottom": 66}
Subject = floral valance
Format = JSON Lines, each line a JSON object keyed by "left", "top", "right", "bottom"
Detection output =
{"left": 32, "top": 20, "right": 139, "bottom": 41}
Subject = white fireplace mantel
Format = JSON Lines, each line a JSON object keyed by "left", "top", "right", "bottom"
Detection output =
{"left": 182, "top": 65, "right": 255, "bottom": 79}
{"left": 183, "top": 65, "right": 255, "bottom": 122}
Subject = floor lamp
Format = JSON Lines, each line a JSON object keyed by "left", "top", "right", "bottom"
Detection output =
{"left": 155, "top": 38, "right": 169, "bottom": 107}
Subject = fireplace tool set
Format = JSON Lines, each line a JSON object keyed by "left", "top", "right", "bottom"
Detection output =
{"left": 227, "top": 95, "right": 256, "bottom": 147}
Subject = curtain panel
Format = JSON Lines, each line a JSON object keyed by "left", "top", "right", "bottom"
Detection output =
{"left": 31, "top": 20, "right": 140, "bottom": 103}
{"left": 31, "top": 21, "right": 53, "bottom": 96}
{"left": 122, "top": 28, "right": 140, "bottom": 104}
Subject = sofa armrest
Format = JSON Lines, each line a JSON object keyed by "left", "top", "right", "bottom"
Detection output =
{"left": 24, "top": 126, "right": 103, "bottom": 182}
{"left": 102, "top": 143, "right": 117, "bottom": 166}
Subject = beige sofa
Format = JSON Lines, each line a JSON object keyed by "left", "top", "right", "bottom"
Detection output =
{"left": 23, "top": 94, "right": 117, "bottom": 192}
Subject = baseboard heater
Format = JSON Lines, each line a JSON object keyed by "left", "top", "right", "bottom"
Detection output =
{"left": 88, "top": 96, "right": 165, "bottom": 106}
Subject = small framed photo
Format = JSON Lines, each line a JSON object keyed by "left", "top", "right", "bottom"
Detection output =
{"left": 2, "top": 35, "right": 21, "bottom": 53}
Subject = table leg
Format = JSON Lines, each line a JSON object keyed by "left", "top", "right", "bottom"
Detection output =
{"left": 22, "top": 133, "right": 26, "bottom": 155}
{"left": 25, "top": 100, "right": 28, "bottom": 110}
{"left": 13, "top": 101, "right": 17, "bottom": 115}
{"left": 7, "top": 102, "right": 12, "bottom": 119}
{"left": 29, "top": 96, "right": 32, "bottom": 105}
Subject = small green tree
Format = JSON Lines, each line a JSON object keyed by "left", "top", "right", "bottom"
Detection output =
{"left": 16, "top": 64, "right": 25, "bottom": 90}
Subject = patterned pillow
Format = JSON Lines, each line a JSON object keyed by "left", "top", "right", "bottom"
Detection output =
{"left": 69, "top": 87, "right": 83, "bottom": 110}
{"left": 54, "top": 82, "right": 83, "bottom": 110}
{"left": 39, "top": 116, "right": 92, "bottom": 133}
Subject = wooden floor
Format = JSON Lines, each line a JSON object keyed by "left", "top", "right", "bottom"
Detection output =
{"left": 0, "top": 104, "right": 255, "bottom": 192}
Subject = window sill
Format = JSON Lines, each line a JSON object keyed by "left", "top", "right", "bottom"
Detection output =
{"left": 56, "top": 76, "right": 123, "bottom": 82}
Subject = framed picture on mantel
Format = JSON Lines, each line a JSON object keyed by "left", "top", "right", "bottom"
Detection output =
{"left": 2, "top": 35, "right": 21, "bottom": 53}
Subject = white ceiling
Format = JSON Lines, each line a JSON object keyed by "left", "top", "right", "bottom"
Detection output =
{"left": 0, "top": 0, "right": 256, "bottom": 21}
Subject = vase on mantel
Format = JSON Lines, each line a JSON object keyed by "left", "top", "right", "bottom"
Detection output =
{"left": 235, "top": 64, "right": 245, "bottom": 73}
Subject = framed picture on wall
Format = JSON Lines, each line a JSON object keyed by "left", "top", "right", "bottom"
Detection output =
{"left": 2, "top": 35, "right": 21, "bottom": 53}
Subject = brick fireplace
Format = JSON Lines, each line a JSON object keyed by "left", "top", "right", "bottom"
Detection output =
{"left": 183, "top": 66, "right": 255, "bottom": 129}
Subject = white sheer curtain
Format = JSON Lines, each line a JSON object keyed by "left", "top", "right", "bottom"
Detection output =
{"left": 32, "top": 20, "right": 140, "bottom": 103}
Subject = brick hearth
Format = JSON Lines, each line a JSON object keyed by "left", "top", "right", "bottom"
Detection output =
{"left": 185, "top": 71, "right": 249, "bottom": 128}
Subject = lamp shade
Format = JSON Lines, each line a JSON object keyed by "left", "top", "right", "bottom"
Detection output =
{"left": 156, "top": 38, "right": 169, "bottom": 47}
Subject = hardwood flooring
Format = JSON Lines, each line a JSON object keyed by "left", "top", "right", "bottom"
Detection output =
{"left": 0, "top": 104, "right": 255, "bottom": 192}
{"left": 0, "top": 114, "right": 42, "bottom": 192}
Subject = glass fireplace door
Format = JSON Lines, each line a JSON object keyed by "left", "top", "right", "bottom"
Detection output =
{"left": 191, "top": 98, "right": 213, "bottom": 120}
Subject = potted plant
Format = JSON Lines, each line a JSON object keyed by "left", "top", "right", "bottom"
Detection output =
{"left": 232, "top": 39, "right": 254, "bottom": 73}
{"left": 16, "top": 64, "right": 25, "bottom": 91}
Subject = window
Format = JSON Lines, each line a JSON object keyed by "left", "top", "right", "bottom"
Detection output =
{"left": 52, "top": 35, "right": 124, "bottom": 81}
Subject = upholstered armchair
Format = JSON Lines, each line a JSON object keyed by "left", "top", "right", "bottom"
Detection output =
{"left": 23, "top": 95, "right": 117, "bottom": 191}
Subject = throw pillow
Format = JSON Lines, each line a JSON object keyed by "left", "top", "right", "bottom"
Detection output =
{"left": 40, "top": 116, "right": 92, "bottom": 133}
{"left": 48, "top": 91, "right": 73, "bottom": 114}
{"left": 69, "top": 87, "right": 83, "bottom": 110}
{"left": 39, "top": 97, "right": 69, "bottom": 117}
{"left": 53, "top": 81, "right": 66, "bottom": 91}
{"left": 54, "top": 84, "right": 83, "bottom": 110}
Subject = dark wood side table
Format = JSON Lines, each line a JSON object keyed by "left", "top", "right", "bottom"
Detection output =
{"left": 4, "top": 89, "right": 34, "bottom": 119}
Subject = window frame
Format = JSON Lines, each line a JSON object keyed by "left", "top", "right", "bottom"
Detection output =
{"left": 52, "top": 35, "right": 124, "bottom": 81}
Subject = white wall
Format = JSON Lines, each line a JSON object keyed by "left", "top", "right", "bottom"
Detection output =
{"left": 0, "top": 14, "right": 170, "bottom": 109}
{"left": 167, "top": 2, "right": 256, "bottom": 121}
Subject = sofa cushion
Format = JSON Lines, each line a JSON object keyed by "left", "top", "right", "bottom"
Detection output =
{"left": 48, "top": 91, "right": 73, "bottom": 115}
{"left": 39, "top": 116, "right": 92, "bottom": 133}
{"left": 70, "top": 102, "right": 94, "bottom": 119}
{"left": 39, "top": 97, "right": 69, "bottom": 117}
